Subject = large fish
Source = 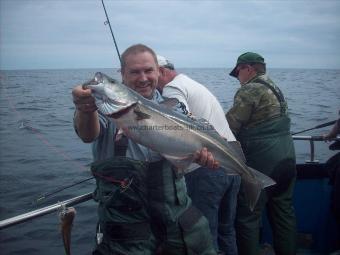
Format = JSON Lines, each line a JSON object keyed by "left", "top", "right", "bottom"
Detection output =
{"left": 83, "top": 72, "right": 275, "bottom": 210}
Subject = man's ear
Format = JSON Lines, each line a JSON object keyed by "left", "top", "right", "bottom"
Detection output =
{"left": 159, "top": 66, "right": 166, "bottom": 76}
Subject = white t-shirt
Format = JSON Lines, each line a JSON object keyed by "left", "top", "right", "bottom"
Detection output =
{"left": 162, "top": 74, "right": 236, "bottom": 141}
{"left": 162, "top": 74, "right": 236, "bottom": 172}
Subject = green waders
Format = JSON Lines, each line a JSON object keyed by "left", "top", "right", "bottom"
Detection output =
{"left": 91, "top": 157, "right": 216, "bottom": 255}
{"left": 236, "top": 116, "right": 297, "bottom": 255}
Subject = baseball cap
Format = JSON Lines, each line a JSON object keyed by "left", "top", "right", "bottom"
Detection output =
{"left": 229, "top": 52, "right": 265, "bottom": 77}
{"left": 157, "top": 55, "right": 175, "bottom": 70}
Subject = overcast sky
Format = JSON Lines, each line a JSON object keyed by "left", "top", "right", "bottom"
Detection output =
{"left": 1, "top": 0, "right": 339, "bottom": 70}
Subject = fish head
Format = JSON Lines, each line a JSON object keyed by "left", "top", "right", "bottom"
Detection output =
{"left": 83, "top": 72, "right": 137, "bottom": 116}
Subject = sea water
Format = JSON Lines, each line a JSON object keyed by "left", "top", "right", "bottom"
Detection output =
{"left": 0, "top": 68, "right": 339, "bottom": 254}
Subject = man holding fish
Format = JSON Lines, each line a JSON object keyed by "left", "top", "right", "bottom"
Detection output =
{"left": 72, "top": 44, "right": 275, "bottom": 254}
{"left": 72, "top": 44, "right": 219, "bottom": 254}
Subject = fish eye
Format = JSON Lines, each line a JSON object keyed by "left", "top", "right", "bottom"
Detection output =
{"left": 94, "top": 72, "right": 104, "bottom": 83}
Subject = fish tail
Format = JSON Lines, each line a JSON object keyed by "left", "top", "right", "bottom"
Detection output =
{"left": 59, "top": 207, "right": 76, "bottom": 255}
{"left": 248, "top": 167, "right": 276, "bottom": 188}
{"left": 242, "top": 167, "right": 276, "bottom": 211}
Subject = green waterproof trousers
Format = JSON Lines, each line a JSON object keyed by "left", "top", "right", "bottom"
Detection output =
{"left": 236, "top": 116, "right": 297, "bottom": 255}
{"left": 91, "top": 157, "right": 216, "bottom": 255}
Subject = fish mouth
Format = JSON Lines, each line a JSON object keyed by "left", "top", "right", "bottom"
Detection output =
{"left": 82, "top": 72, "right": 138, "bottom": 118}
{"left": 82, "top": 72, "right": 111, "bottom": 89}
{"left": 82, "top": 78, "right": 100, "bottom": 89}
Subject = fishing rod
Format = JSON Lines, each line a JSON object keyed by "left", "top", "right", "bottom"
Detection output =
{"left": 34, "top": 176, "right": 94, "bottom": 204}
{"left": 101, "top": 0, "right": 121, "bottom": 64}
{"left": 292, "top": 120, "right": 336, "bottom": 135}
{"left": 0, "top": 193, "right": 93, "bottom": 230}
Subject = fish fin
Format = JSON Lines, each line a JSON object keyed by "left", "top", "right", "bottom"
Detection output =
{"left": 162, "top": 153, "right": 195, "bottom": 173}
{"left": 192, "top": 117, "right": 217, "bottom": 131}
{"left": 134, "top": 108, "right": 151, "bottom": 120}
{"left": 100, "top": 102, "right": 120, "bottom": 116}
{"left": 241, "top": 167, "right": 276, "bottom": 211}
{"left": 248, "top": 167, "right": 276, "bottom": 188}
{"left": 227, "top": 141, "right": 247, "bottom": 162}
{"left": 240, "top": 174, "right": 263, "bottom": 211}
{"left": 159, "top": 97, "right": 180, "bottom": 109}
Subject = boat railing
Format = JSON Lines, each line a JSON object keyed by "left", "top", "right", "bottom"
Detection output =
{"left": 0, "top": 192, "right": 93, "bottom": 230}
{"left": 292, "top": 135, "right": 339, "bottom": 163}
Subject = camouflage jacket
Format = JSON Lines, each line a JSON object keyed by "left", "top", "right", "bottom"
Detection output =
{"left": 226, "top": 74, "right": 288, "bottom": 135}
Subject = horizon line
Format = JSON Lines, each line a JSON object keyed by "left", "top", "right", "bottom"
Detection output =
{"left": 1, "top": 66, "right": 340, "bottom": 72}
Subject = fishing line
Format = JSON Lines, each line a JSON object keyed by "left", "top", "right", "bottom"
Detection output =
{"left": 34, "top": 177, "right": 94, "bottom": 204}
{"left": 101, "top": 0, "right": 122, "bottom": 64}
{"left": 1, "top": 74, "right": 93, "bottom": 202}
{"left": 2, "top": 83, "right": 88, "bottom": 172}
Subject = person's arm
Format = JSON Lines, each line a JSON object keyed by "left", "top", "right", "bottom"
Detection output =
{"left": 226, "top": 88, "right": 254, "bottom": 135}
{"left": 72, "top": 85, "right": 100, "bottom": 143}
{"left": 324, "top": 118, "right": 340, "bottom": 141}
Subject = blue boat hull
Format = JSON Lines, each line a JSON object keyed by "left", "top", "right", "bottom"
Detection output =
{"left": 262, "top": 163, "right": 339, "bottom": 254}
